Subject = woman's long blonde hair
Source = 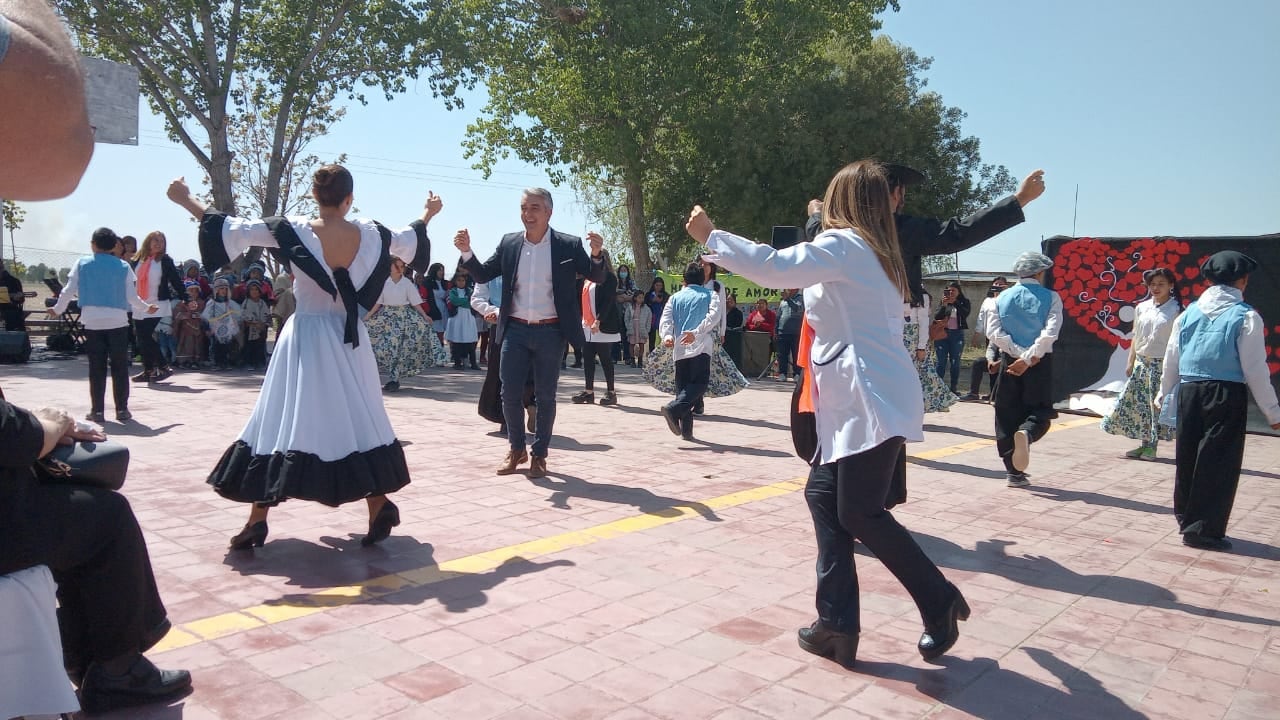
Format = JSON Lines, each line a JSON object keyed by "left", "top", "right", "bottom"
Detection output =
{"left": 820, "top": 160, "right": 908, "bottom": 299}
{"left": 133, "top": 231, "right": 166, "bottom": 263}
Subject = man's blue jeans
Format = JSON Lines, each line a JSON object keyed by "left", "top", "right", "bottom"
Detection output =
{"left": 500, "top": 321, "right": 564, "bottom": 458}
{"left": 776, "top": 333, "right": 799, "bottom": 379}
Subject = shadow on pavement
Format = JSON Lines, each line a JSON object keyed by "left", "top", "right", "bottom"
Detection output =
{"left": 855, "top": 647, "right": 1148, "bottom": 719}
{"left": 531, "top": 471, "right": 721, "bottom": 521}
{"left": 1026, "top": 486, "right": 1174, "bottom": 516}
{"left": 907, "top": 457, "right": 1006, "bottom": 480}
{"left": 106, "top": 421, "right": 184, "bottom": 438}
{"left": 923, "top": 423, "right": 995, "bottom": 440}
{"left": 228, "top": 534, "right": 575, "bottom": 614}
{"left": 895, "top": 535, "right": 1280, "bottom": 628}
{"left": 677, "top": 438, "right": 792, "bottom": 458}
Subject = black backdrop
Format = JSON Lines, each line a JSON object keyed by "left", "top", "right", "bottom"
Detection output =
{"left": 1043, "top": 234, "right": 1280, "bottom": 433}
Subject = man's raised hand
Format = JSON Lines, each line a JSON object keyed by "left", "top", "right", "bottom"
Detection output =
{"left": 1015, "top": 169, "right": 1046, "bottom": 207}
{"left": 686, "top": 206, "right": 714, "bottom": 245}
{"left": 586, "top": 231, "right": 604, "bottom": 257}
{"left": 453, "top": 228, "right": 471, "bottom": 254}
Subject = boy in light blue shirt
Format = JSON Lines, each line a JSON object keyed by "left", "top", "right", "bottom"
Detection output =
{"left": 658, "top": 262, "right": 722, "bottom": 440}
{"left": 985, "top": 252, "right": 1062, "bottom": 488}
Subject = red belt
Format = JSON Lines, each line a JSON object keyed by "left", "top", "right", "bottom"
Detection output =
{"left": 509, "top": 316, "right": 559, "bottom": 326}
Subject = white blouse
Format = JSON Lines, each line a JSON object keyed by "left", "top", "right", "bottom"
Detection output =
{"left": 1131, "top": 297, "right": 1180, "bottom": 359}
{"left": 582, "top": 280, "right": 622, "bottom": 344}
{"left": 902, "top": 300, "right": 930, "bottom": 350}
{"left": 706, "top": 228, "right": 923, "bottom": 464}
{"left": 378, "top": 276, "right": 422, "bottom": 307}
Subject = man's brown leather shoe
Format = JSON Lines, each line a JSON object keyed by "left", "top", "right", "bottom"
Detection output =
{"left": 496, "top": 450, "right": 528, "bottom": 475}
{"left": 528, "top": 456, "right": 547, "bottom": 479}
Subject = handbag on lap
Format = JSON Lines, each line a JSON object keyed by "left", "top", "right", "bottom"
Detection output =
{"left": 35, "top": 440, "right": 129, "bottom": 491}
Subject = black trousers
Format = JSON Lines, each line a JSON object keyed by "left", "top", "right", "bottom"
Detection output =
{"left": 84, "top": 326, "right": 131, "bottom": 413}
{"left": 806, "top": 437, "right": 949, "bottom": 634}
{"left": 1, "top": 306, "right": 24, "bottom": 331}
{"left": 666, "top": 353, "right": 710, "bottom": 434}
{"left": 969, "top": 356, "right": 994, "bottom": 396}
{"left": 1174, "top": 380, "right": 1248, "bottom": 540}
{"left": 0, "top": 483, "right": 168, "bottom": 664}
{"left": 452, "top": 341, "right": 477, "bottom": 367}
{"left": 583, "top": 341, "right": 615, "bottom": 392}
{"left": 993, "top": 353, "right": 1056, "bottom": 473}
{"left": 243, "top": 335, "right": 268, "bottom": 368}
{"left": 135, "top": 316, "right": 165, "bottom": 372}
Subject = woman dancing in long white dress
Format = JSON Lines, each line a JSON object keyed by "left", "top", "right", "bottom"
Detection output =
{"left": 167, "top": 165, "right": 441, "bottom": 549}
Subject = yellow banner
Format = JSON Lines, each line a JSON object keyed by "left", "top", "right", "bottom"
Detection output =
{"left": 654, "top": 270, "right": 783, "bottom": 304}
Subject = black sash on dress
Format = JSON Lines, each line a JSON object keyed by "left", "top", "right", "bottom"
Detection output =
{"left": 263, "top": 217, "right": 392, "bottom": 349}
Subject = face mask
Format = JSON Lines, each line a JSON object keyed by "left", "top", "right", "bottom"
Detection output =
{"left": 619, "top": 271, "right": 628, "bottom": 279}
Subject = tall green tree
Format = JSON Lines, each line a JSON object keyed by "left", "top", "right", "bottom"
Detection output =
{"left": 458, "top": 0, "right": 893, "bottom": 274}
{"left": 645, "top": 36, "right": 1014, "bottom": 263}
{"left": 57, "top": 0, "right": 471, "bottom": 217}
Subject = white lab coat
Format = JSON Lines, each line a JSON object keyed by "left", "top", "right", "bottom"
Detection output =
{"left": 705, "top": 228, "right": 924, "bottom": 464}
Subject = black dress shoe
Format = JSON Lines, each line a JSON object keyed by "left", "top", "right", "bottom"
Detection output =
{"left": 362, "top": 500, "right": 401, "bottom": 546}
{"left": 797, "top": 621, "right": 858, "bottom": 668}
{"left": 919, "top": 583, "right": 970, "bottom": 661}
{"left": 1183, "top": 533, "right": 1233, "bottom": 551}
{"left": 659, "top": 406, "right": 681, "bottom": 436}
{"left": 79, "top": 654, "right": 192, "bottom": 715}
{"left": 229, "top": 521, "right": 268, "bottom": 550}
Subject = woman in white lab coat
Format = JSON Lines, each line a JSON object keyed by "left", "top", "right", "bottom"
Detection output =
{"left": 685, "top": 159, "right": 966, "bottom": 669}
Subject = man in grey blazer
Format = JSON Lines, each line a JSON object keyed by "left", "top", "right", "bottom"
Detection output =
{"left": 454, "top": 188, "right": 607, "bottom": 478}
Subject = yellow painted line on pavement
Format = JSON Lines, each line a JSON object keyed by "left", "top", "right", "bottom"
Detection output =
{"left": 151, "top": 419, "right": 1096, "bottom": 654}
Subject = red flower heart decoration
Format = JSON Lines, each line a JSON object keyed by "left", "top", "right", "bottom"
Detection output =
{"left": 1051, "top": 237, "right": 1212, "bottom": 349}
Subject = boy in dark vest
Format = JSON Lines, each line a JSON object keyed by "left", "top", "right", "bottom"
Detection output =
{"left": 984, "top": 252, "right": 1062, "bottom": 487}
{"left": 1159, "top": 251, "right": 1280, "bottom": 551}
{"left": 48, "top": 228, "right": 157, "bottom": 422}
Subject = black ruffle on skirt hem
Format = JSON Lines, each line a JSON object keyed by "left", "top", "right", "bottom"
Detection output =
{"left": 208, "top": 440, "right": 410, "bottom": 507}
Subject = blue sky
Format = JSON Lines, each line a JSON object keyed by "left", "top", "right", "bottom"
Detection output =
{"left": 10, "top": 0, "right": 1279, "bottom": 274}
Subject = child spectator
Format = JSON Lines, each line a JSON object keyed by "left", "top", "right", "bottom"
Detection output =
{"left": 202, "top": 277, "right": 241, "bottom": 369}
{"left": 627, "top": 291, "right": 651, "bottom": 368}
{"left": 272, "top": 272, "right": 296, "bottom": 332}
{"left": 240, "top": 280, "right": 270, "bottom": 370}
{"left": 181, "top": 260, "right": 211, "bottom": 298}
{"left": 156, "top": 297, "right": 179, "bottom": 369}
{"left": 174, "top": 282, "right": 206, "bottom": 367}
{"left": 445, "top": 271, "right": 479, "bottom": 369}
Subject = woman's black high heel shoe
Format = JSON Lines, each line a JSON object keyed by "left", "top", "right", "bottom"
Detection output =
{"left": 797, "top": 621, "right": 858, "bottom": 669}
{"left": 362, "top": 500, "right": 400, "bottom": 547}
{"left": 918, "top": 583, "right": 970, "bottom": 660}
{"left": 229, "top": 521, "right": 268, "bottom": 550}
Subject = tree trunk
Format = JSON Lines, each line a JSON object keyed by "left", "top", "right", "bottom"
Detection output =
{"left": 207, "top": 120, "right": 236, "bottom": 217}
{"left": 623, "top": 175, "right": 653, "bottom": 275}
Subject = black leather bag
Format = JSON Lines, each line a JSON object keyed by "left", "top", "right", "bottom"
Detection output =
{"left": 790, "top": 380, "right": 819, "bottom": 465}
{"left": 36, "top": 440, "right": 130, "bottom": 491}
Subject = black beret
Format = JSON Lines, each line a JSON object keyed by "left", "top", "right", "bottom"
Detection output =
{"left": 1201, "top": 250, "right": 1259, "bottom": 285}
{"left": 885, "top": 163, "right": 927, "bottom": 186}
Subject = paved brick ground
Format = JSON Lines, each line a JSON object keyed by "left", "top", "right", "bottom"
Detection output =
{"left": 4, "top": 352, "right": 1279, "bottom": 720}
